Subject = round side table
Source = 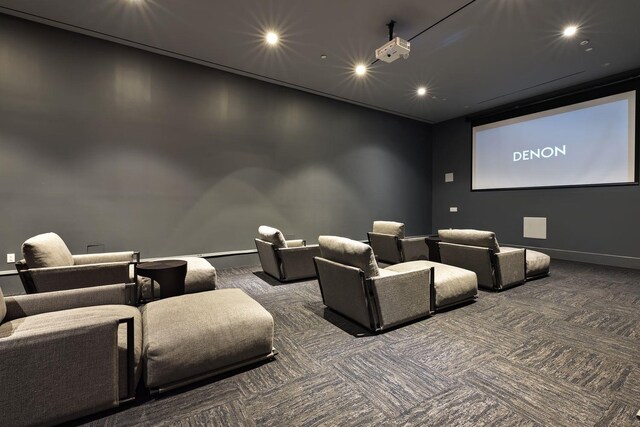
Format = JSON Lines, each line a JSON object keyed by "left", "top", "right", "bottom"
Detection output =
{"left": 136, "top": 260, "right": 187, "bottom": 301}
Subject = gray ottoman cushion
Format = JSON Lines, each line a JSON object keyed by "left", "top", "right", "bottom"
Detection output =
{"left": 142, "top": 289, "right": 274, "bottom": 391}
{"left": 385, "top": 260, "right": 478, "bottom": 309}
{"left": 176, "top": 256, "right": 217, "bottom": 293}
{"left": 139, "top": 256, "right": 217, "bottom": 300}
{"left": 525, "top": 249, "right": 550, "bottom": 277}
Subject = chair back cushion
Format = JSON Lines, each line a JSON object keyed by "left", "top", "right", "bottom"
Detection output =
{"left": 373, "top": 221, "right": 405, "bottom": 238}
{"left": 22, "top": 232, "right": 74, "bottom": 268}
{"left": 438, "top": 229, "right": 501, "bottom": 253}
{"left": 0, "top": 288, "right": 6, "bottom": 323}
{"left": 258, "top": 225, "right": 287, "bottom": 248}
{"left": 318, "top": 236, "right": 379, "bottom": 278}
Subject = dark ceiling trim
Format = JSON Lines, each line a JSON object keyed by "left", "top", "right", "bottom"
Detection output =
{"left": 0, "top": 7, "right": 434, "bottom": 124}
{"left": 466, "top": 68, "right": 640, "bottom": 125}
{"left": 370, "top": 0, "right": 478, "bottom": 66}
{"left": 477, "top": 70, "right": 586, "bottom": 104}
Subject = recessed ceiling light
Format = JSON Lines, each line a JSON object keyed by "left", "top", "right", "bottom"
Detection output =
{"left": 355, "top": 64, "right": 367, "bottom": 76}
{"left": 585, "top": 47, "right": 593, "bottom": 52}
{"left": 580, "top": 39, "right": 590, "bottom": 46}
{"left": 563, "top": 25, "right": 578, "bottom": 37}
{"left": 265, "top": 32, "right": 279, "bottom": 46}
{"left": 320, "top": 54, "right": 327, "bottom": 60}
{"left": 416, "top": 87, "right": 427, "bottom": 96}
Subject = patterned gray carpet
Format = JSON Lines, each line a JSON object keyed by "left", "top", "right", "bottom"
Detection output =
{"left": 75, "top": 260, "right": 640, "bottom": 426}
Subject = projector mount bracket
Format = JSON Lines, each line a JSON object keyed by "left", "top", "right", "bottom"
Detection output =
{"left": 387, "top": 20, "right": 395, "bottom": 41}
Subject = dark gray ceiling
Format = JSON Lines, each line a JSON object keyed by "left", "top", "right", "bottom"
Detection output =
{"left": 1, "top": 0, "right": 639, "bottom": 123}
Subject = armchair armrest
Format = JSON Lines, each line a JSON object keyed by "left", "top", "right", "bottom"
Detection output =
{"left": 495, "top": 248, "right": 526, "bottom": 289}
{"left": 73, "top": 251, "right": 140, "bottom": 265}
{"left": 368, "top": 232, "right": 402, "bottom": 264}
{"left": 26, "top": 262, "right": 133, "bottom": 293}
{"left": 399, "top": 237, "right": 429, "bottom": 262}
{"left": 255, "top": 239, "right": 281, "bottom": 280}
{"left": 4, "top": 283, "right": 137, "bottom": 321}
{"left": 277, "top": 245, "right": 321, "bottom": 280}
{"left": 369, "top": 267, "right": 433, "bottom": 330}
{"left": 439, "top": 242, "right": 495, "bottom": 289}
{"left": 278, "top": 244, "right": 319, "bottom": 254}
{"left": 314, "top": 257, "right": 373, "bottom": 328}
{"left": 0, "top": 317, "right": 121, "bottom": 426}
{"left": 284, "top": 239, "right": 306, "bottom": 248}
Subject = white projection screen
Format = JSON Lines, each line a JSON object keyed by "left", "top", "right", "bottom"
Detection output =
{"left": 472, "top": 91, "right": 637, "bottom": 190}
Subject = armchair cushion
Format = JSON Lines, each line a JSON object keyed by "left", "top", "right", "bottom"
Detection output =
{"left": 439, "top": 229, "right": 501, "bottom": 253}
{"left": 373, "top": 221, "right": 405, "bottom": 238}
{"left": 318, "top": 236, "right": 379, "bottom": 279}
{"left": 258, "top": 225, "right": 287, "bottom": 248}
{"left": 22, "top": 232, "right": 74, "bottom": 268}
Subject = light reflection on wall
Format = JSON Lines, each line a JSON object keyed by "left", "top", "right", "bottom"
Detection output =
{"left": 114, "top": 63, "right": 151, "bottom": 108}
{"left": 0, "top": 38, "right": 42, "bottom": 101}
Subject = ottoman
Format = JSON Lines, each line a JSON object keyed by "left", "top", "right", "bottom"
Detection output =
{"left": 138, "top": 256, "right": 217, "bottom": 300}
{"left": 500, "top": 247, "right": 551, "bottom": 279}
{"left": 141, "top": 289, "right": 275, "bottom": 392}
{"left": 525, "top": 249, "right": 551, "bottom": 279}
{"left": 384, "top": 260, "right": 478, "bottom": 310}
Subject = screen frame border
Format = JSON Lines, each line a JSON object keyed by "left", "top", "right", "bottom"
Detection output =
{"left": 469, "top": 83, "right": 639, "bottom": 192}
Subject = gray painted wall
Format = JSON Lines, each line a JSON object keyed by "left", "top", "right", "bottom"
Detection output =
{"left": 0, "top": 14, "right": 432, "bottom": 294}
{"left": 431, "top": 116, "right": 640, "bottom": 268}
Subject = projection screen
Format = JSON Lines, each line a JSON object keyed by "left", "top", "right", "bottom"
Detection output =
{"left": 472, "top": 91, "right": 637, "bottom": 190}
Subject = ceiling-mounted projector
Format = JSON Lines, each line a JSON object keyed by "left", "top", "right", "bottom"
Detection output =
{"left": 375, "top": 37, "right": 410, "bottom": 63}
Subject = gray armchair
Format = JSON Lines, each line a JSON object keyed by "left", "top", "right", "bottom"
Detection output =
{"left": 438, "top": 229, "right": 550, "bottom": 291}
{"left": 367, "top": 221, "right": 429, "bottom": 264}
{"left": 16, "top": 232, "right": 139, "bottom": 297}
{"left": 314, "top": 236, "right": 435, "bottom": 332}
{"left": 255, "top": 225, "right": 320, "bottom": 282}
{"left": 0, "top": 283, "right": 141, "bottom": 427}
